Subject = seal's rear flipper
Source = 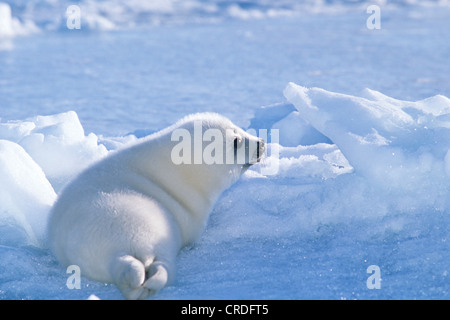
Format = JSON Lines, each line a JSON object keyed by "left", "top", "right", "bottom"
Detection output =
{"left": 110, "top": 254, "right": 173, "bottom": 300}
{"left": 142, "top": 261, "right": 170, "bottom": 295}
{"left": 110, "top": 254, "right": 147, "bottom": 300}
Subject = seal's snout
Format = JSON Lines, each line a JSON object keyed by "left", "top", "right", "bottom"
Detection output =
{"left": 241, "top": 137, "right": 264, "bottom": 172}
{"left": 248, "top": 138, "right": 265, "bottom": 166}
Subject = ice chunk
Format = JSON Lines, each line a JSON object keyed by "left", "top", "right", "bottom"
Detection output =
{"left": 284, "top": 82, "right": 450, "bottom": 203}
{"left": 247, "top": 102, "right": 297, "bottom": 131}
{"left": 284, "top": 83, "right": 416, "bottom": 142}
{"left": 0, "top": 140, "right": 57, "bottom": 247}
{"left": 362, "top": 88, "right": 450, "bottom": 117}
{"left": 0, "top": 2, "right": 39, "bottom": 38}
{"left": 271, "top": 111, "right": 331, "bottom": 146}
{"left": 248, "top": 102, "right": 330, "bottom": 146}
{"left": 16, "top": 111, "right": 109, "bottom": 191}
{"left": 0, "top": 111, "right": 110, "bottom": 192}
{"left": 251, "top": 143, "right": 352, "bottom": 181}
{"left": 0, "top": 3, "right": 14, "bottom": 37}
{"left": 0, "top": 120, "right": 35, "bottom": 142}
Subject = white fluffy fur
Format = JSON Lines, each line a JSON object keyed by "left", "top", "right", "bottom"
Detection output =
{"left": 48, "top": 113, "right": 263, "bottom": 299}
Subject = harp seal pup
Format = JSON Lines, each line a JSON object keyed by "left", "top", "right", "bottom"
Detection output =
{"left": 48, "top": 113, "right": 264, "bottom": 300}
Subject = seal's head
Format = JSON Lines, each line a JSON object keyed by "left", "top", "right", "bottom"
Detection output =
{"left": 169, "top": 113, "right": 265, "bottom": 182}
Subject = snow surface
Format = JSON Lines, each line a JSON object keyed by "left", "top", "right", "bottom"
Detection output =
{"left": 1, "top": 86, "right": 450, "bottom": 299}
{"left": 0, "top": 0, "right": 450, "bottom": 300}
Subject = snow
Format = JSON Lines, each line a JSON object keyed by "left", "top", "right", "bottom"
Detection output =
{"left": 0, "top": 3, "right": 38, "bottom": 38}
{"left": 0, "top": 140, "right": 56, "bottom": 247}
{"left": 284, "top": 83, "right": 450, "bottom": 197}
{"left": 1, "top": 111, "right": 108, "bottom": 192}
{"left": 0, "top": 3, "right": 14, "bottom": 37}
{"left": 1, "top": 0, "right": 450, "bottom": 300}
{"left": 1, "top": 85, "right": 450, "bottom": 299}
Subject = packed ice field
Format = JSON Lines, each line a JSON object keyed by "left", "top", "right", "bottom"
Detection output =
{"left": 0, "top": 0, "right": 450, "bottom": 299}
